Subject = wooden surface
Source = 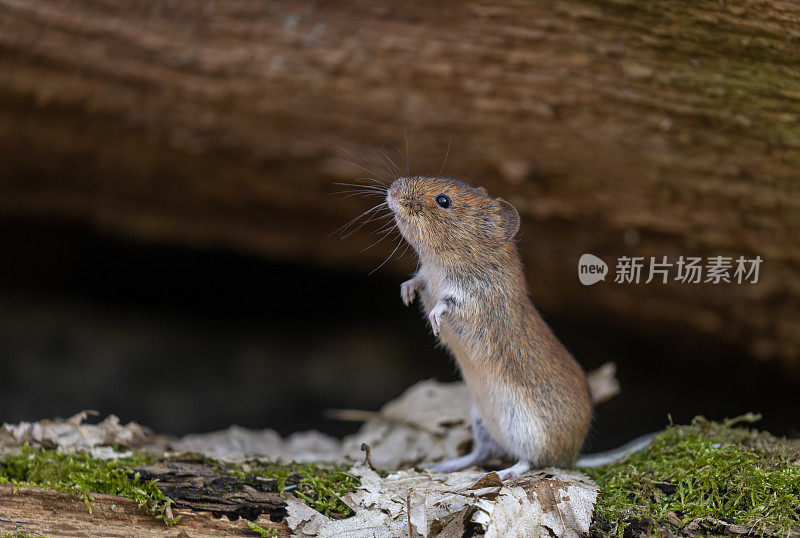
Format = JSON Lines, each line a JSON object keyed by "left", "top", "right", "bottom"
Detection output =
{"left": 135, "top": 462, "right": 286, "bottom": 522}
{"left": 1, "top": 0, "right": 799, "bottom": 369}
{"left": 0, "top": 485, "right": 290, "bottom": 537}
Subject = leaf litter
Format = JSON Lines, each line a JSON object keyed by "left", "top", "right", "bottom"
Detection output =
{"left": 11, "top": 364, "right": 797, "bottom": 536}
{"left": 0, "top": 365, "right": 619, "bottom": 536}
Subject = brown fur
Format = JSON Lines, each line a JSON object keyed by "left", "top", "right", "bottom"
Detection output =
{"left": 389, "top": 176, "right": 592, "bottom": 467}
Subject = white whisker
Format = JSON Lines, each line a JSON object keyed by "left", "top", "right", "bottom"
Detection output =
{"left": 341, "top": 211, "right": 393, "bottom": 238}
{"left": 379, "top": 145, "right": 401, "bottom": 177}
{"left": 333, "top": 182, "right": 387, "bottom": 192}
{"left": 362, "top": 225, "right": 398, "bottom": 252}
{"left": 403, "top": 126, "right": 411, "bottom": 177}
{"left": 439, "top": 137, "right": 452, "bottom": 176}
{"left": 331, "top": 201, "right": 388, "bottom": 237}
{"left": 369, "top": 231, "right": 405, "bottom": 274}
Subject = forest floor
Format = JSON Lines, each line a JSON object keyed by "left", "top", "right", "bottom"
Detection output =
{"left": 0, "top": 402, "right": 798, "bottom": 537}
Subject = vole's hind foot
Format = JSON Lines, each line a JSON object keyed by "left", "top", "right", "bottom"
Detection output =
{"left": 400, "top": 277, "right": 422, "bottom": 306}
{"left": 427, "top": 451, "right": 486, "bottom": 474}
{"left": 492, "top": 460, "right": 531, "bottom": 480}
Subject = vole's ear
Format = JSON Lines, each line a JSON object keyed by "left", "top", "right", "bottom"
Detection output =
{"left": 476, "top": 186, "right": 489, "bottom": 196}
{"left": 497, "top": 198, "right": 520, "bottom": 241}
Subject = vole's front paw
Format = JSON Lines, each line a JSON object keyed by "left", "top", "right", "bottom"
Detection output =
{"left": 428, "top": 302, "right": 448, "bottom": 336}
{"left": 400, "top": 278, "right": 419, "bottom": 306}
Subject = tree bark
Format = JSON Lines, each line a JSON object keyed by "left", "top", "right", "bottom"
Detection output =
{"left": 134, "top": 461, "right": 286, "bottom": 522}
{"left": 0, "top": 484, "right": 289, "bottom": 537}
{"left": 1, "top": 0, "right": 799, "bottom": 369}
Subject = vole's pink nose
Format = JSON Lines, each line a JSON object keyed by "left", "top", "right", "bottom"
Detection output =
{"left": 388, "top": 184, "right": 400, "bottom": 198}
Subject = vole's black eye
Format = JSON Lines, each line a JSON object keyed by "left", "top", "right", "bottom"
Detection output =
{"left": 435, "top": 194, "right": 451, "bottom": 208}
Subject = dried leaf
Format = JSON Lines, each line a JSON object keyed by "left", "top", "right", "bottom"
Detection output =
{"left": 586, "top": 362, "right": 621, "bottom": 405}
{"left": 0, "top": 411, "right": 153, "bottom": 451}
{"left": 286, "top": 466, "right": 598, "bottom": 537}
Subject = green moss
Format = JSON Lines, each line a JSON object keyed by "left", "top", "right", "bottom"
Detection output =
{"left": 0, "top": 446, "right": 362, "bottom": 525}
{"left": 245, "top": 520, "right": 278, "bottom": 537}
{"left": 231, "top": 461, "right": 360, "bottom": 518}
{"left": 0, "top": 445, "right": 179, "bottom": 526}
{"left": 583, "top": 417, "right": 800, "bottom": 536}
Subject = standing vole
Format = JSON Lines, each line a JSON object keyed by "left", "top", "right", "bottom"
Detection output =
{"left": 387, "top": 175, "right": 592, "bottom": 479}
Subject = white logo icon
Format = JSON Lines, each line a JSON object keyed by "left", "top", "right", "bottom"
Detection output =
{"left": 578, "top": 254, "right": 608, "bottom": 285}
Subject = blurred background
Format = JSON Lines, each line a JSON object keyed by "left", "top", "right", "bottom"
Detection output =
{"left": 1, "top": 0, "right": 798, "bottom": 450}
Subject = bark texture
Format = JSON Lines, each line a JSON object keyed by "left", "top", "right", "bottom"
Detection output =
{"left": 0, "top": 484, "right": 289, "bottom": 537}
{"left": 1, "top": 0, "right": 799, "bottom": 369}
{"left": 135, "top": 461, "right": 286, "bottom": 521}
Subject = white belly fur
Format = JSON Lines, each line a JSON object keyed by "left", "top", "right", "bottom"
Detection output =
{"left": 446, "top": 334, "right": 545, "bottom": 461}
{"left": 420, "top": 263, "right": 545, "bottom": 461}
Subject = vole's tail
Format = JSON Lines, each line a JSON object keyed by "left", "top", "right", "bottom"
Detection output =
{"left": 574, "top": 433, "right": 655, "bottom": 468}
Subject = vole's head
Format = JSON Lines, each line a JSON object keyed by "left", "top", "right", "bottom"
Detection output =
{"left": 387, "top": 176, "right": 520, "bottom": 262}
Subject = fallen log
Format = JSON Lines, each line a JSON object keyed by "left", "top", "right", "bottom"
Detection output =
{"left": 0, "top": 484, "right": 289, "bottom": 537}
{"left": 1, "top": 0, "right": 799, "bottom": 370}
{"left": 135, "top": 461, "right": 286, "bottom": 522}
